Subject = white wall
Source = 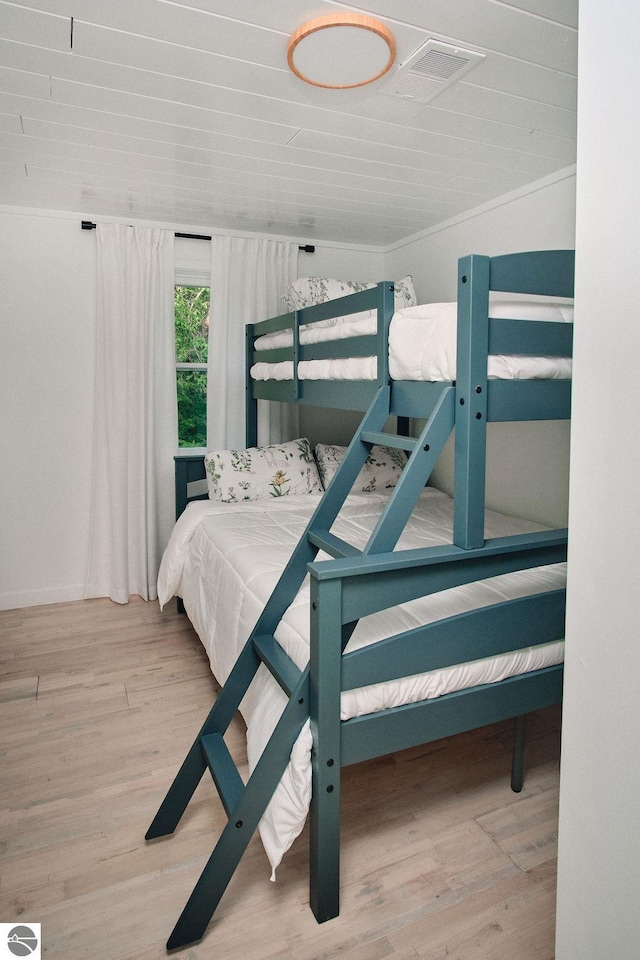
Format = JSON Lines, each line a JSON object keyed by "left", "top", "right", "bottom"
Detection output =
{"left": 0, "top": 209, "right": 383, "bottom": 609}
{"left": 555, "top": 0, "right": 640, "bottom": 955}
{"left": 383, "top": 171, "right": 576, "bottom": 527}
{"left": 0, "top": 211, "right": 97, "bottom": 609}
{"left": 384, "top": 169, "right": 576, "bottom": 304}
{"left": 295, "top": 243, "right": 384, "bottom": 283}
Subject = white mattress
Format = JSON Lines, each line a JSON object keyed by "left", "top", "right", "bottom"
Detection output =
{"left": 158, "top": 489, "right": 565, "bottom": 875}
{"left": 250, "top": 300, "right": 574, "bottom": 382}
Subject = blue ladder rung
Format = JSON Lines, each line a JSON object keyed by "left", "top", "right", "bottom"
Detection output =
{"left": 308, "top": 529, "right": 362, "bottom": 559}
{"left": 252, "top": 633, "right": 303, "bottom": 696}
{"left": 199, "top": 733, "right": 245, "bottom": 817}
{"left": 360, "top": 431, "right": 417, "bottom": 452}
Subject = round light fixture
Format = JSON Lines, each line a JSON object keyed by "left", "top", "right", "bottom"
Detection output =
{"left": 287, "top": 13, "right": 396, "bottom": 89}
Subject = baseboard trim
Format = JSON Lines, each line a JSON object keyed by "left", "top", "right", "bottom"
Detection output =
{"left": 0, "top": 585, "right": 88, "bottom": 611}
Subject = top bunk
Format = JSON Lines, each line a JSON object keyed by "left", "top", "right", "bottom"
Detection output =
{"left": 246, "top": 249, "right": 575, "bottom": 434}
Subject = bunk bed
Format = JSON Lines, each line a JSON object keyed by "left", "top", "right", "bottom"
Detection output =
{"left": 149, "top": 249, "right": 574, "bottom": 950}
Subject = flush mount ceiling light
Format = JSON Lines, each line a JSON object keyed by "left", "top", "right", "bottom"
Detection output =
{"left": 287, "top": 13, "right": 396, "bottom": 89}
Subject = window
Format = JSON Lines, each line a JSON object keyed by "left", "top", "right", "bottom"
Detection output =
{"left": 175, "top": 283, "right": 210, "bottom": 448}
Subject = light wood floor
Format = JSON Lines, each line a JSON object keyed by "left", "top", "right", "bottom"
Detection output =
{"left": 0, "top": 597, "right": 561, "bottom": 960}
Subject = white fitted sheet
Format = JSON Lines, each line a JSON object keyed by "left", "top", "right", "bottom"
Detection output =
{"left": 250, "top": 300, "right": 573, "bottom": 382}
{"left": 158, "top": 489, "right": 565, "bottom": 875}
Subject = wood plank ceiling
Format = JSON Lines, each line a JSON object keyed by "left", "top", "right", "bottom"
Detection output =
{"left": 0, "top": 0, "right": 578, "bottom": 245}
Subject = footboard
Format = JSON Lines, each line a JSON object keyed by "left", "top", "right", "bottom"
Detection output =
{"left": 306, "top": 530, "right": 566, "bottom": 920}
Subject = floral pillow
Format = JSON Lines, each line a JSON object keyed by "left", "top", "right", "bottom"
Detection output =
{"left": 391, "top": 276, "right": 418, "bottom": 310}
{"left": 282, "top": 276, "right": 417, "bottom": 322}
{"left": 314, "top": 442, "right": 407, "bottom": 493}
{"left": 205, "top": 438, "right": 323, "bottom": 503}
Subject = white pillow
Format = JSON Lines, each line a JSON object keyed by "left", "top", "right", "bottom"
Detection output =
{"left": 283, "top": 276, "right": 417, "bottom": 319}
{"left": 205, "top": 438, "right": 323, "bottom": 503}
{"left": 315, "top": 443, "right": 407, "bottom": 493}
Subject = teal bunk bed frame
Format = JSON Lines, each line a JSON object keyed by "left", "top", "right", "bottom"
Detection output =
{"left": 148, "top": 249, "right": 574, "bottom": 950}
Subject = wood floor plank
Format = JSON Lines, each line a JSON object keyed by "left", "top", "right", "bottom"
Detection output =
{"left": 0, "top": 597, "right": 561, "bottom": 960}
{"left": 0, "top": 675, "right": 39, "bottom": 703}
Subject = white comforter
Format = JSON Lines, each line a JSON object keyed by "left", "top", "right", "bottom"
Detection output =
{"left": 250, "top": 299, "right": 574, "bottom": 382}
{"left": 158, "top": 489, "right": 565, "bottom": 874}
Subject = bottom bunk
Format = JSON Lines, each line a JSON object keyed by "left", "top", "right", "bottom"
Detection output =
{"left": 154, "top": 463, "right": 565, "bottom": 947}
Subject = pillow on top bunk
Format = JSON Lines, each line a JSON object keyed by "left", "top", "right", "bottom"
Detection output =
{"left": 205, "top": 438, "right": 323, "bottom": 503}
{"left": 282, "top": 275, "right": 417, "bottom": 319}
{"left": 315, "top": 443, "right": 407, "bottom": 493}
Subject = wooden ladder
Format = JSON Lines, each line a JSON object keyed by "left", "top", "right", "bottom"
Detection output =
{"left": 146, "top": 383, "right": 456, "bottom": 950}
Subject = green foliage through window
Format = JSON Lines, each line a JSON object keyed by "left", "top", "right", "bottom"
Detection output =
{"left": 175, "top": 284, "right": 210, "bottom": 447}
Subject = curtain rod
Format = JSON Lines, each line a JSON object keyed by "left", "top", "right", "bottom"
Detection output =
{"left": 81, "top": 221, "right": 315, "bottom": 253}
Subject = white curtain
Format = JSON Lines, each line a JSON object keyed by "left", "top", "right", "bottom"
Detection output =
{"left": 85, "top": 223, "right": 177, "bottom": 604}
{"left": 207, "top": 236, "right": 298, "bottom": 450}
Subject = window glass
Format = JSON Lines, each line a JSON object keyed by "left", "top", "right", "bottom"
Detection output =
{"left": 175, "top": 284, "right": 210, "bottom": 448}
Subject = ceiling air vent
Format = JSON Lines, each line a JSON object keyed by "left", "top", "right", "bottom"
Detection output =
{"left": 380, "top": 39, "right": 484, "bottom": 103}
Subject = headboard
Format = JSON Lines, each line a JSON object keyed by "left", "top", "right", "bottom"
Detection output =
{"left": 174, "top": 454, "right": 207, "bottom": 519}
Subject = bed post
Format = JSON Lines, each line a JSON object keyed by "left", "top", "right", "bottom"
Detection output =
{"left": 511, "top": 715, "right": 526, "bottom": 792}
{"left": 454, "top": 254, "right": 490, "bottom": 549}
{"left": 245, "top": 322, "right": 258, "bottom": 446}
{"left": 309, "top": 575, "right": 343, "bottom": 923}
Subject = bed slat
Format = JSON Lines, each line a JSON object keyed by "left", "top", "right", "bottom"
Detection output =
{"left": 489, "top": 249, "right": 575, "bottom": 298}
{"left": 340, "top": 665, "right": 564, "bottom": 766}
{"left": 341, "top": 589, "right": 566, "bottom": 689}
{"left": 489, "top": 318, "right": 573, "bottom": 357}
